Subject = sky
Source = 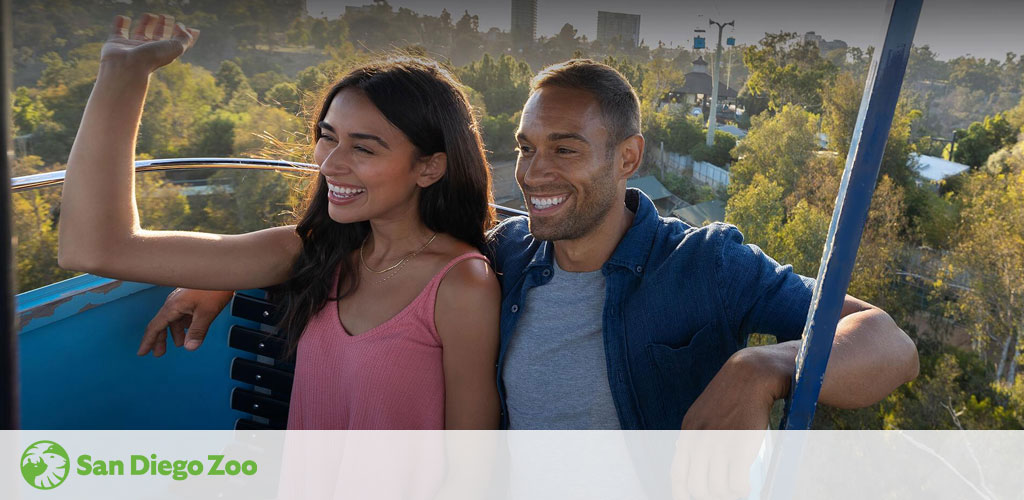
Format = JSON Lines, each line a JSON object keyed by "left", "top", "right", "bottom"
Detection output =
{"left": 306, "top": 0, "right": 1024, "bottom": 61}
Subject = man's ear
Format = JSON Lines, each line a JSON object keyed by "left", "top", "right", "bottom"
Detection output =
{"left": 416, "top": 152, "right": 448, "bottom": 188}
{"left": 616, "top": 134, "right": 645, "bottom": 180}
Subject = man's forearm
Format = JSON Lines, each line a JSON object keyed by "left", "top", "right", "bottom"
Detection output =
{"left": 815, "top": 307, "right": 919, "bottom": 408}
{"left": 751, "top": 306, "right": 919, "bottom": 409}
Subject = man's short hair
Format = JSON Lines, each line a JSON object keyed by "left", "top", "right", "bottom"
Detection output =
{"left": 530, "top": 59, "right": 642, "bottom": 149}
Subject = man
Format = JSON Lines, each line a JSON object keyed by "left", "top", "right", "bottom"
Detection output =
{"left": 145, "top": 59, "right": 918, "bottom": 430}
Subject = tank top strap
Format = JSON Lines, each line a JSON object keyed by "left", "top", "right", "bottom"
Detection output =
{"left": 412, "top": 251, "right": 491, "bottom": 345}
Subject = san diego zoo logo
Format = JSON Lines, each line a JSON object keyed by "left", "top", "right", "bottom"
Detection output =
{"left": 20, "top": 439, "right": 258, "bottom": 490}
{"left": 21, "top": 440, "right": 70, "bottom": 490}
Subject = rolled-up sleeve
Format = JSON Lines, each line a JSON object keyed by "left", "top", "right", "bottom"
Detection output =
{"left": 714, "top": 224, "right": 814, "bottom": 342}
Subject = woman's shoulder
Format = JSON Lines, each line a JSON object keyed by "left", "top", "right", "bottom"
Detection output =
{"left": 430, "top": 236, "right": 498, "bottom": 307}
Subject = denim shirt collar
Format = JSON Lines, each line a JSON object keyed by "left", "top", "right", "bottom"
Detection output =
{"left": 524, "top": 188, "right": 659, "bottom": 276}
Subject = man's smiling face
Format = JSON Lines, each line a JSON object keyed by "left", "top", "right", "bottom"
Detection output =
{"left": 514, "top": 86, "right": 620, "bottom": 241}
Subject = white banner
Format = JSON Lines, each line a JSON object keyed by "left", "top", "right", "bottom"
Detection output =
{"left": 3, "top": 430, "right": 1023, "bottom": 499}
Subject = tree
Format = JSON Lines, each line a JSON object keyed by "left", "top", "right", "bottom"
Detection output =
{"left": 691, "top": 131, "right": 736, "bottom": 168}
{"left": 952, "top": 113, "right": 1018, "bottom": 168}
{"left": 729, "top": 104, "right": 818, "bottom": 198}
{"left": 215, "top": 60, "right": 250, "bottom": 105}
{"left": 725, "top": 173, "right": 785, "bottom": 256}
{"left": 906, "top": 44, "right": 950, "bottom": 83}
{"left": 938, "top": 143, "right": 1024, "bottom": 386}
{"left": 948, "top": 56, "right": 1002, "bottom": 95}
{"left": 189, "top": 117, "right": 236, "bottom": 157}
{"left": 266, "top": 82, "right": 301, "bottom": 115}
{"left": 11, "top": 86, "right": 52, "bottom": 135}
{"left": 458, "top": 54, "right": 532, "bottom": 116}
{"left": 742, "top": 32, "right": 838, "bottom": 112}
{"left": 822, "top": 71, "right": 921, "bottom": 189}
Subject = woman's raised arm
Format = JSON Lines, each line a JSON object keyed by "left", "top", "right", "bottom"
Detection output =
{"left": 58, "top": 14, "right": 301, "bottom": 290}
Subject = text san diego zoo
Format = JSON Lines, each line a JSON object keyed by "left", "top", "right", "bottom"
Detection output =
{"left": 77, "top": 454, "right": 257, "bottom": 481}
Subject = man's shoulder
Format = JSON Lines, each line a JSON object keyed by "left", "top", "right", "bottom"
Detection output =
{"left": 651, "top": 218, "right": 745, "bottom": 260}
{"left": 489, "top": 216, "right": 534, "bottom": 252}
{"left": 486, "top": 216, "right": 537, "bottom": 271}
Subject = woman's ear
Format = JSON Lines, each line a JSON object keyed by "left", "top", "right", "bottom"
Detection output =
{"left": 416, "top": 152, "right": 448, "bottom": 188}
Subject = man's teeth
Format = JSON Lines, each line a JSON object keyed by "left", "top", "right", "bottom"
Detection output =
{"left": 531, "top": 195, "right": 567, "bottom": 210}
{"left": 328, "top": 184, "right": 365, "bottom": 198}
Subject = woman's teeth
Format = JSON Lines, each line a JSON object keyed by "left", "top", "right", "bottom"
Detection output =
{"left": 329, "top": 184, "right": 365, "bottom": 198}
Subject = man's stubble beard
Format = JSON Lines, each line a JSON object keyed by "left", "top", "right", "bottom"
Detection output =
{"left": 528, "top": 163, "right": 619, "bottom": 242}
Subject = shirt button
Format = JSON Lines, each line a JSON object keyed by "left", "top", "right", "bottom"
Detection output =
{"left": 511, "top": 304, "right": 519, "bottom": 313}
{"left": 635, "top": 265, "right": 643, "bottom": 273}
{"left": 542, "top": 269, "right": 551, "bottom": 277}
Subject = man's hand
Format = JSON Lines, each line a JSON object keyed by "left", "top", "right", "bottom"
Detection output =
{"left": 681, "top": 344, "right": 794, "bottom": 430}
{"left": 673, "top": 346, "right": 790, "bottom": 499}
{"left": 139, "top": 288, "right": 234, "bottom": 357}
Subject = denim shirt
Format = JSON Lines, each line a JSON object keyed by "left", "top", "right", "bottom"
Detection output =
{"left": 489, "top": 188, "right": 815, "bottom": 429}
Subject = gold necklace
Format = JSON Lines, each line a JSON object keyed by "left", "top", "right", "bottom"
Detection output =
{"left": 360, "top": 232, "right": 438, "bottom": 275}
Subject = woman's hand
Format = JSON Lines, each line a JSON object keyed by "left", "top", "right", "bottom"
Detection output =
{"left": 101, "top": 13, "right": 199, "bottom": 74}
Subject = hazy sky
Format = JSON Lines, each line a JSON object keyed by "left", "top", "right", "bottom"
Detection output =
{"left": 307, "top": 0, "right": 1024, "bottom": 60}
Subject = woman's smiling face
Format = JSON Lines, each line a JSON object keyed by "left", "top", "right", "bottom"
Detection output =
{"left": 314, "top": 88, "right": 425, "bottom": 224}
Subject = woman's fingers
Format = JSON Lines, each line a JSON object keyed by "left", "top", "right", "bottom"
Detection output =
{"left": 172, "top": 22, "right": 196, "bottom": 51}
{"left": 110, "top": 15, "right": 130, "bottom": 40}
{"left": 131, "top": 12, "right": 156, "bottom": 41}
{"left": 154, "top": 15, "right": 174, "bottom": 41}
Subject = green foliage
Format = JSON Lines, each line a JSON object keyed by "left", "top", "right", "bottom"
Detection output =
{"left": 479, "top": 113, "right": 520, "bottom": 161}
{"left": 265, "top": 82, "right": 301, "bottom": 115}
{"left": 249, "top": 71, "right": 290, "bottom": 99}
{"left": 937, "top": 150, "right": 1024, "bottom": 386}
{"left": 644, "top": 109, "right": 704, "bottom": 157}
{"left": 655, "top": 170, "right": 714, "bottom": 205}
{"left": 13, "top": 188, "right": 77, "bottom": 293}
{"left": 952, "top": 113, "right": 1018, "bottom": 168}
{"left": 729, "top": 104, "right": 818, "bottom": 197}
{"left": 822, "top": 72, "right": 920, "bottom": 188}
{"left": 948, "top": 56, "right": 1003, "bottom": 95}
{"left": 691, "top": 130, "right": 736, "bottom": 167}
{"left": 457, "top": 54, "right": 533, "bottom": 116}
{"left": 190, "top": 117, "right": 237, "bottom": 157}
{"left": 742, "top": 32, "right": 838, "bottom": 112}
{"left": 725, "top": 173, "right": 785, "bottom": 255}
{"left": 11, "top": 87, "right": 52, "bottom": 135}
{"left": 215, "top": 60, "right": 250, "bottom": 105}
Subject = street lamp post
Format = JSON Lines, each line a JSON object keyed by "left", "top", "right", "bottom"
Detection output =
{"left": 705, "top": 18, "right": 734, "bottom": 147}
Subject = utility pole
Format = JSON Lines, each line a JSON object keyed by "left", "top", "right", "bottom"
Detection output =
{"left": 705, "top": 18, "right": 734, "bottom": 147}
{"left": 725, "top": 47, "right": 734, "bottom": 91}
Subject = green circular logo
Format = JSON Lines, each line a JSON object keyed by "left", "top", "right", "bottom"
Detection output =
{"left": 21, "top": 440, "right": 70, "bottom": 490}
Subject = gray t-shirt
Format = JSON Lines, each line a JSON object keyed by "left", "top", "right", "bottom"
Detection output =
{"left": 502, "top": 257, "right": 621, "bottom": 429}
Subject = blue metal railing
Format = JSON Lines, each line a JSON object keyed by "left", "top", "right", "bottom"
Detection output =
{"left": 780, "top": 0, "right": 924, "bottom": 429}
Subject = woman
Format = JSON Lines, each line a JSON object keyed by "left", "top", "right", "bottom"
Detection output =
{"left": 58, "top": 14, "right": 501, "bottom": 430}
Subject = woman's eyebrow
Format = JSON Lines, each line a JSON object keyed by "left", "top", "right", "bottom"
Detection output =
{"left": 317, "top": 122, "right": 391, "bottom": 150}
{"left": 348, "top": 133, "right": 391, "bottom": 150}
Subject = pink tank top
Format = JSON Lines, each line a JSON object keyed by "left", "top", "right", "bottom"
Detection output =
{"left": 286, "top": 252, "right": 489, "bottom": 430}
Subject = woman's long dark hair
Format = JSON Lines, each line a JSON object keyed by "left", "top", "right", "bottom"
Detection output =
{"left": 275, "top": 57, "right": 496, "bottom": 357}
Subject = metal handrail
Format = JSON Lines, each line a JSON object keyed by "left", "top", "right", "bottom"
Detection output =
{"left": 10, "top": 158, "right": 320, "bottom": 191}
{"left": 9, "top": 157, "right": 529, "bottom": 218}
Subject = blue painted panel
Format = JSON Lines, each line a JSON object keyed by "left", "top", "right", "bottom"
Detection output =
{"left": 17, "top": 275, "right": 262, "bottom": 429}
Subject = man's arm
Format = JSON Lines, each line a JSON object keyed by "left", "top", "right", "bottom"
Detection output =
{"left": 681, "top": 295, "right": 919, "bottom": 429}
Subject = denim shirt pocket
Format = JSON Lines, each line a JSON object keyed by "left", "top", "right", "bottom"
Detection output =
{"left": 645, "top": 323, "right": 715, "bottom": 426}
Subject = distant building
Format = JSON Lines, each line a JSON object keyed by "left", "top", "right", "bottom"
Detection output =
{"left": 804, "top": 31, "right": 848, "bottom": 55}
{"left": 672, "top": 200, "right": 726, "bottom": 227}
{"left": 661, "top": 56, "right": 739, "bottom": 119}
{"left": 912, "top": 153, "right": 969, "bottom": 189}
{"left": 627, "top": 175, "right": 676, "bottom": 214}
{"left": 597, "top": 11, "right": 641, "bottom": 48}
{"left": 511, "top": 0, "right": 538, "bottom": 51}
